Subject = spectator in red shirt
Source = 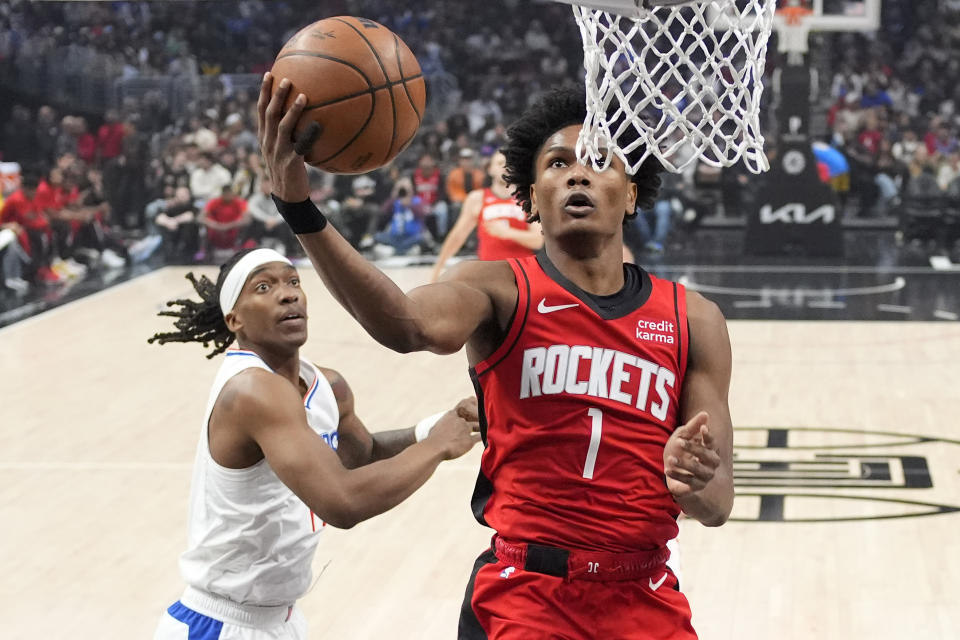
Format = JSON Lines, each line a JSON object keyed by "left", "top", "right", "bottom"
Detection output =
{"left": 97, "top": 109, "right": 126, "bottom": 163}
{"left": 36, "top": 167, "right": 86, "bottom": 262}
{"left": 412, "top": 153, "right": 449, "bottom": 243}
{"left": 856, "top": 109, "right": 885, "bottom": 156}
{"left": 0, "top": 173, "right": 58, "bottom": 283}
{"left": 199, "top": 185, "right": 250, "bottom": 256}
{"left": 76, "top": 117, "right": 97, "bottom": 166}
{"left": 4, "top": 174, "right": 48, "bottom": 238}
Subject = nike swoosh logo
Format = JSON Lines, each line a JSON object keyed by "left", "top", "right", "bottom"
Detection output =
{"left": 538, "top": 298, "right": 580, "bottom": 314}
{"left": 649, "top": 572, "right": 668, "bottom": 591}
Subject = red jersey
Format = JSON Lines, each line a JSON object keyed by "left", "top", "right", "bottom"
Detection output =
{"left": 413, "top": 168, "right": 441, "bottom": 207}
{"left": 470, "top": 254, "right": 689, "bottom": 553}
{"left": 1, "top": 189, "right": 49, "bottom": 233}
{"left": 205, "top": 197, "right": 248, "bottom": 250}
{"left": 97, "top": 123, "right": 126, "bottom": 160}
{"left": 35, "top": 180, "right": 79, "bottom": 212}
{"left": 205, "top": 197, "right": 247, "bottom": 224}
{"left": 476, "top": 188, "right": 534, "bottom": 261}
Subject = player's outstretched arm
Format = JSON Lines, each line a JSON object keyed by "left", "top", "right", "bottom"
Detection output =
{"left": 429, "top": 188, "right": 482, "bottom": 283}
{"left": 218, "top": 369, "right": 480, "bottom": 529}
{"left": 258, "top": 73, "right": 496, "bottom": 355}
{"left": 320, "top": 366, "right": 479, "bottom": 468}
{"left": 664, "top": 291, "right": 735, "bottom": 526}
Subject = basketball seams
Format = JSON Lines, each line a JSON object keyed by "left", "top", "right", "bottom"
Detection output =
{"left": 332, "top": 17, "right": 399, "bottom": 166}
{"left": 275, "top": 50, "right": 374, "bottom": 90}
{"left": 302, "top": 75, "right": 423, "bottom": 112}
{"left": 393, "top": 34, "right": 423, "bottom": 125}
{"left": 274, "top": 51, "right": 423, "bottom": 111}
{"left": 274, "top": 47, "right": 377, "bottom": 167}
{"left": 393, "top": 33, "right": 423, "bottom": 155}
{"left": 312, "top": 94, "right": 379, "bottom": 166}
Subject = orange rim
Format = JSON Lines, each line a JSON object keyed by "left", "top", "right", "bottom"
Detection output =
{"left": 776, "top": 6, "right": 813, "bottom": 25}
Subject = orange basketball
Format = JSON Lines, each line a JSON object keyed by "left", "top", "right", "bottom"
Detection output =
{"left": 270, "top": 16, "right": 426, "bottom": 174}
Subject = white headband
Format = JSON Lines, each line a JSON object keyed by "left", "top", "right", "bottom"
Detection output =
{"left": 219, "top": 248, "right": 293, "bottom": 316}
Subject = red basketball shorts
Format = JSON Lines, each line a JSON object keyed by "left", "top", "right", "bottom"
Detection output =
{"left": 458, "top": 538, "right": 697, "bottom": 640}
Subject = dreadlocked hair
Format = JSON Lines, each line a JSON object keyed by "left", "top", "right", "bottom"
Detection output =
{"left": 502, "top": 85, "right": 664, "bottom": 223}
{"left": 147, "top": 249, "right": 256, "bottom": 359}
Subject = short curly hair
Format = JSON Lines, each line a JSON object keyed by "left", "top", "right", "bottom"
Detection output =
{"left": 502, "top": 85, "right": 663, "bottom": 223}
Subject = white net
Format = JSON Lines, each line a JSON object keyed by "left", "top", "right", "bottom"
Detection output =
{"left": 571, "top": 0, "right": 776, "bottom": 174}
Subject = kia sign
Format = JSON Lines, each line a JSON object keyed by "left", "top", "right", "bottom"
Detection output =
{"left": 759, "top": 203, "right": 837, "bottom": 225}
{"left": 746, "top": 147, "right": 844, "bottom": 257}
{"left": 746, "top": 64, "right": 844, "bottom": 257}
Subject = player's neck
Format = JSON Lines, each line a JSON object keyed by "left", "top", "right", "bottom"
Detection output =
{"left": 239, "top": 342, "right": 301, "bottom": 386}
{"left": 544, "top": 241, "right": 625, "bottom": 296}
{"left": 491, "top": 181, "right": 511, "bottom": 198}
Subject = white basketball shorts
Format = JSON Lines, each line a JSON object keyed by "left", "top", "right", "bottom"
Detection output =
{"left": 154, "top": 587, "right": 307, "bottom": 640}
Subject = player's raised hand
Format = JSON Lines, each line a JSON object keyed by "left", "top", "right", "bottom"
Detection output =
{"left": 257, "top": 72, "right": 321, "bottom": 202}
{"left": 427, "top": 402, "right": 481, "bottom": 460}
{"left": 664, "top": 411, "right": 721, "bottom": 499}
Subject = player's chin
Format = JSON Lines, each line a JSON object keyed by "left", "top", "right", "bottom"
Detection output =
{"left": 276, "top": 324, "right": 308, "bottom": 346}
{"left": 552, "top": 216, "right": 615, "bottom": 240}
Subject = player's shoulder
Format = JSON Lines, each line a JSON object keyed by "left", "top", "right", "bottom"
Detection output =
{"left": 314, "top": 365, "right": 353, "bottom": 417}
{"left": 219, "top": 368, "right": 300, "bottom": 418}
{"left": 438, "top": 258, "right": 519, "bottom": 320}
{"left": 442, "top": 258, "right": 517, "bottom": 292}
{"left": 684, "top": 290, "right": 730, "bottom": 363}
{"left": 315, "top": 365, "right": 351, "bottom": 401}
{"left": 684, "top": 288, "right": 725, "bottom": 325}
{"left": 464, "top": 187, "right": 486, "bottom": 207}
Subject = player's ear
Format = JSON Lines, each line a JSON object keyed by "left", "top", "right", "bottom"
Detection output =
{"left": 224, "top": 310, "right": 242, "bottom": 335}
{"left": 529, "top": 184, "right": 539, "bottom": 219}
{"left": 624, "top": 181, "right": 638, "bottom": 217}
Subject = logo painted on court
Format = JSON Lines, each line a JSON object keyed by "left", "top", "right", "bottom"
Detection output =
{"left": 730, "top": 427, "right": 960, "bottom": 523}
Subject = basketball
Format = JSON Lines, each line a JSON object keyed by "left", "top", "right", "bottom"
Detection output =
{"left": 270, "top": 16, "right": 426, "bottom": 174}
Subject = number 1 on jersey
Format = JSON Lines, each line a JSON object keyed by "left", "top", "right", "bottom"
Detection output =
{"left": 583, "top": 408, "right": 603, "bottom": 479}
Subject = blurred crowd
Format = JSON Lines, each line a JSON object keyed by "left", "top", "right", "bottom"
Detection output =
{"left": 814, "top": 1, "right": 960, "bottom": 228}
{"left": 2, "top": 0, "right": 960, "bottom": 296}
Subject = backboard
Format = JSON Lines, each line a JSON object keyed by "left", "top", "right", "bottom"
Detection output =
{"left": 710, "top": 0, "right": 881, "bottom": 33}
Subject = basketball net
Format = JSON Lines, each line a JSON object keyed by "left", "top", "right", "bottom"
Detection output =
{"left": 571, "top": 0, "right": 776, "bottom": 175}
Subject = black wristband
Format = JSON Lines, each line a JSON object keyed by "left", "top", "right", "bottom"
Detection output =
{"left": 271, "top": 194, "right": 328, "bottom": 235}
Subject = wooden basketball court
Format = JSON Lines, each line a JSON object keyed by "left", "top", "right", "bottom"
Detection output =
{"left": 1, "top": 265, "right": 957, "bottom": 639}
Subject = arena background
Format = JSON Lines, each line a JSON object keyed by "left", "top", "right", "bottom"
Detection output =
{"left": 0, "top": 1, "right": 958, "bottom": 638}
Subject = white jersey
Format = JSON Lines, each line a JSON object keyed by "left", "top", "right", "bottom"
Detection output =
{"left": 178, "top": 348, "right": 339, "bottom": 606}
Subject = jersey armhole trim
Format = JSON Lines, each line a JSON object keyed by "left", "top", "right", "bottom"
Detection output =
{"left": 473, "top": 258, "right": 530, "bottom": 377}
{"left": 205, "top": 366, "right": 272, "bottom": 476}
{"left": 674, "top": 282, "right": 689, "bottom": 382}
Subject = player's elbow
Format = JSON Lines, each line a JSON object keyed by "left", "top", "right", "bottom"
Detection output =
{"left": 700, "top": 510, "right": 730, "bottom": 527}
{"left": 702, "top": 492, "right": 734, "bottom": 527}
{"left": 323, "top": 511, "right": 360, "bottom": 530}
{"left": 312, "top": 498, "right": 363, "bottom": 529}
{"left": 299, "top": 478, "right": 364, "bottom": 529}
{"left": 383, "top": 322, "right": 461, "bottom": 356}
{"left": 376, "top": 329, "right": 426, "bottom": 354}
